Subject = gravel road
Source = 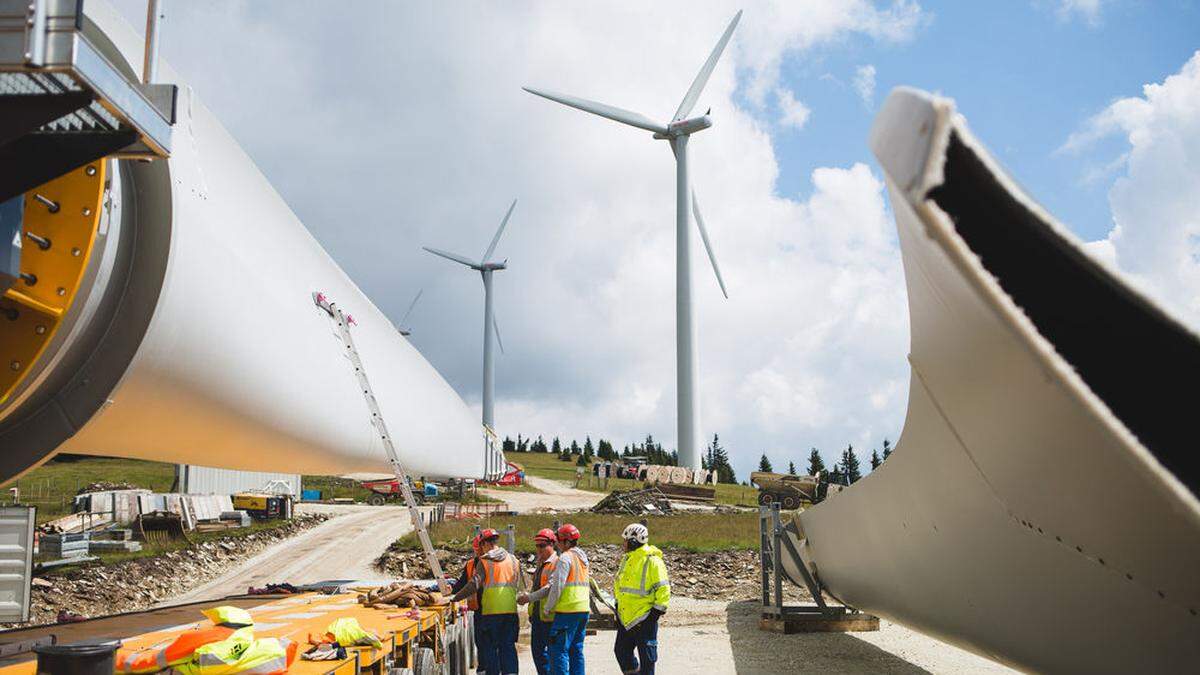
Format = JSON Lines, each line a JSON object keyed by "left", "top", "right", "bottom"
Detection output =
{"left": 479, "top": 475, "right": 602, "bottom": 512}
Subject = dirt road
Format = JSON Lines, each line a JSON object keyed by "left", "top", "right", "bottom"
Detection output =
{"left": 479, "top": 475, "right": 601, "bottom": 512}
{"left": 171, "top": 503, "right": 413, "bottom": 603}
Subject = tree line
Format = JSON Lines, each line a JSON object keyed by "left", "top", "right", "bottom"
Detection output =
{"left": 756, "top": 438, "right": 893, "bottom": 486}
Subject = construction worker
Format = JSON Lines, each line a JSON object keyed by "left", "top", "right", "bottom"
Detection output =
{"left": 612, "top": 523, "right": 669, "bottom": 675}
{"left": 519, "top": 523, "right": 589, "bottom": 675}
{"left": 451, "top": 534, "right": 485, "bottom": 673}
{"left": 451, "top": 528, "right": 520, "bottom": 675}
{"left": 528, "top": 528, "right": 559, "bottom": 675}
{"left": 115, "top": 605, "right": 253, "bottom": 673}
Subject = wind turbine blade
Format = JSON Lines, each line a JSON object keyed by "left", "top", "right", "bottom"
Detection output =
{"left": 523, "top": 87, "right": 668, "bottom": 135}
{"left": 483, "top": 199, "right": 518, "bottom": 263}
{"left": 673, "top": 10, "right": 743, "bottom": 122}
{"left": 399, "top": 288, "right": 423, "bottom": 326}
{"left": 692, "top": 192, "right": 728, "bottom": 299}
{"left": 493, "top": 314, "right": 505, "bottom": 355}
{"left": 423, "top": 246, "right": 481, "bottom": 269}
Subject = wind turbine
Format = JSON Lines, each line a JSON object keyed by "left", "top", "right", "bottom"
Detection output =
{"left": 423, "top": 199, "right": 517, "bottom": 434}
{"left": 396, "top": 288, "right": 423, "bottom": 336}
{"left": 524, "top": 11, "right": 739, "bottom": 470}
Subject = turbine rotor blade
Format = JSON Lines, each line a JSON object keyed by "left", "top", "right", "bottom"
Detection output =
{"left": 492, "top": 314, "right": 505, "bottom": 355}
{"left": 692, "top": 192, "right": 728, "bottom": 299}
{"left": 399, "top": 288, "right": 423, "bottom": 326}
{"left": 523, "top": 87, "right": 668, "bottom": 135}
{"left": 483, "top": 199, "right": 518, "bottom": 263}
{"left": 423, "top": 246, "right": 481, "bottom": 269}
{"left": 673, "top": 10, "right": 743, "bottom": 122}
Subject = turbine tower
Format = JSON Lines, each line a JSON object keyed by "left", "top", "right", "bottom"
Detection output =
{"left": 524, "top": 12, "right": 739, "bottom": 469}
{"left": 423, "top": 199, "right": 517, "bottom": 434}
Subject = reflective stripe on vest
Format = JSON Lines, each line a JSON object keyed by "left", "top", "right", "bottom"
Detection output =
{"left": 553, "top": 548, "right": 590, "bottom": 614}
{"left": 529, "top": 553, "right": 558, "bottom": 622}
{"left": 115, "top": 626, "right": 235, "bottom": 673}
{"left": 175, "top": 630, "right": 295, "bottom": 674}
{"left": 480, "top": 554, "right": 519, "bottom": 615}
{"left": 614, "top": 547, "right": 669, "bottom": 630}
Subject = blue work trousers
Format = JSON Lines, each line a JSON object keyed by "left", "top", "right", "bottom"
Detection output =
{"left": 476, "top": 612, "right": 519, "bottom": 675}
{"left": 613, "top": 611, "right": 659, "bottom": 675}
{"left": 530, "top": 615, "right": 552, "bottom": 675}
{"left": 548, "top": 611, "right": 589, "bottom": 675}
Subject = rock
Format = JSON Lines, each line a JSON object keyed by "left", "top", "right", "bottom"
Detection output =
{"left": 31, "top": 578, "right": 53, "bottom": 588}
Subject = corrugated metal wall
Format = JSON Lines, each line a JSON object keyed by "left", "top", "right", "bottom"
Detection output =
{"left": 177, "top": 465, "right": 301, "bottom": 496}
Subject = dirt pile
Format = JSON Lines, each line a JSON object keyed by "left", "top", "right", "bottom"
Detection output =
{"left": 14, "top": 514, "right": 330, "bottom": 627}
{"left": 75, "top": 481, "right": 141, "bottom": 495}
{"left": 375, "top": 543, "right": 811, "bottom": 603}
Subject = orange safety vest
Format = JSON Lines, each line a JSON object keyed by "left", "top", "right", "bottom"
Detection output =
{"left": 465, "top": 558, "right": 480, "bottom": 611}
{"left": 479, "top": 554, "right": 519, "bottom": 615}
{"left": 529, "top": 553, "right": 558, "bottom": 622}
{"left": 115, "top": 626, "right": 236, "bottom": 673}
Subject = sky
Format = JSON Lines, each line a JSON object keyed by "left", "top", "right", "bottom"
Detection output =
{"left": 111, "top": 0, "right": 1200, "bottom": 481}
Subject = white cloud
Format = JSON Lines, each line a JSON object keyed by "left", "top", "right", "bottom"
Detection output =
{"left": 775, "top": 87, "right": 812, "bottom": 130}
{"left": 1056, "top": 0, "right": 1105, "bottom": 25}
{"left": 853, "top": 64, "right": 877, "bottom": 107}
{"left": 115, "top": 1, "right": 918, "bottom": 479}
{"left": 1073, "top": 51, "right": 1200, "bottom": 329}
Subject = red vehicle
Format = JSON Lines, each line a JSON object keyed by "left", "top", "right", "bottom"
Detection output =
{"left": 360, "top": 477, "right": 427, "bottom": 506}
{"left": 489, "top": 462, "right": 524, "bottom": 486}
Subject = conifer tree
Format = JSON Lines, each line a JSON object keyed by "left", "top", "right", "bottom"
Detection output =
{"left": 788, "top": 461, "right": 797, "bottom": 476}
{"left": 882, "top": 438, "right": 892, "bottom": 460}
{"left": 870, "top": 449, "right": 881, "bottom": 470}
{"left": 841, "top": 444, "right": 862, "bottom": 483}
{"left": 807, "top": 448, "right": 826, "bottom": 476}
{"left": 551, "top": 437, "right": 562, "bottom": 455}
{"left": 583, "top": 436, "right": 595, "bottom": 459}
{"left": 758, "top": 454, "right": 774, "bottom": 473}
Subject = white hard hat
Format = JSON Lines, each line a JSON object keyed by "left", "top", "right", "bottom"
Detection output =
{"left": 622, "top": 523, "right": 649, "bottom": 544}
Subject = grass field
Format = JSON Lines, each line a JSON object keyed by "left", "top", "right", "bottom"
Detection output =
{"left": 393, "top": 511, "right": 760, "bottom": 554}
{"left": 507, "top": 452, "right": 761, "bottom": 507}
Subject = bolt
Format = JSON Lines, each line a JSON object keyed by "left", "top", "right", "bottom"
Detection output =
{"left": 34, "top": 325, "right": 46, "bottom": 335}
{"left": 20, "top": 272, "right": 36, "bottom": 286}
{"left": 71, "top": 247, "right": 81, "bottom": 257}
{"left": 85, "top": 166, "right": 97, "bottom": 176}
{"left": 82, "top": 207, "right": 92, "bottom": 216}
{"left": 33, "top": 194, "right": 59, "bottom": 213}
{"left": 56, "top": 287, "right": 66, "bottom": 297}
{"left": 10, "top": 361, "right": 20, "bottom": 371}
{"left": 24, "top": 232, "right": 51, "bottom": 250}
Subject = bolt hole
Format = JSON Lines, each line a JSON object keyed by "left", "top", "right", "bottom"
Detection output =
{"left": 1126, "top": 573, "right": 1133, "bottom": 581}
{"left": 1158, "top": 590, "right": 1166, "bottom": 599}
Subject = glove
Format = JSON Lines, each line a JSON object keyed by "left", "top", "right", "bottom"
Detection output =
{"left": 648, "top": 607, "right": 664, "bottom": 620}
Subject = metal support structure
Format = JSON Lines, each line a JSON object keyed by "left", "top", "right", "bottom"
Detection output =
{"left": 142, "top": 0, "right": 163, "bottom": 85}
{"left": 315, "top": 292, "right": 450, "bottom": 594}
{"left": 759, "top": 504, "right": 846, "bottom": 620}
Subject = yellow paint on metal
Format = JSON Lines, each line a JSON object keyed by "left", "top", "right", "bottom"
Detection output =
{"left": 1, "top": 162, "right": 106, "bottom": 405}
{"left": 233, "top": 494, "right": 269, "bottom": 511}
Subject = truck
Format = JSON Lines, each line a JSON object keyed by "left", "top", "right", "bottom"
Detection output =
{"left": 750, "top": 471, "right": 822, "bottom": 510}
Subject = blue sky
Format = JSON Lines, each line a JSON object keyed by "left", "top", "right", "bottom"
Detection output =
{"left": 768, "top": 0, "right": 1199, "bottom": 242}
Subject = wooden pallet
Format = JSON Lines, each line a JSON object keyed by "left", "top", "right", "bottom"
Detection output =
{"left": 759, "top": 610, "right": 879, "bottom": 634}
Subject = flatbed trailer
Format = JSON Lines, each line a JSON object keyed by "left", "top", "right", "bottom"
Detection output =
{"left": 0, "top": 589, "right": 471, "bottom": 674}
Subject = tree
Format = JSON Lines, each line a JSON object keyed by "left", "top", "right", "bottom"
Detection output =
{"left": 576, "top": 452, "right": 589, "bottom": 467}
{"left": 583, "top": 436, "right": 595, "bottom": 460}
{"left": 551, "top": 437, "right": 562, "bottom": 455}
{"left": 706, "top": 434, "right": 736, "bottom": 484}
{"left": 807, "top": 448, "right": 825, "bottom": 476}
{"left": 532, "top": 436, "right": 548, "bottom": 453}
{"left": 502, "top": 436, "right": 516, "bottom": 454}
{"left": 787, "top": 461, "right": 797, "bottom": 476}
{"left": 882, "top": 438, "right": 892, "bottom": 460}
{"left": 758, "top": 454, "right": 773, "bottom": 473}
{"left": 840, "top": 444, "right": 862, "bottom": 483}
{"left": 569, "top": 440, "right": 581, "bottom": 456}
{"left": 870, "top": 449, "right": 881, "bottom": 470}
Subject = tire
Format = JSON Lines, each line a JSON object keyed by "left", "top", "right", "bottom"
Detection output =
{"left": 758, "top": 492, "right": 775, "bottom": 505}
{"left": 368, "top": 493, "right": 387, "bottom": 506}
{"left": 414, "top": 647, "right": 435, "bottom": 675}
{"left": 782, "top": 495, "right": 799, "bottom": 510}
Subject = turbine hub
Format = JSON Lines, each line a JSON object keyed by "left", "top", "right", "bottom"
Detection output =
{"left": 655, "top": 114, "right": 713, "bottom": 139}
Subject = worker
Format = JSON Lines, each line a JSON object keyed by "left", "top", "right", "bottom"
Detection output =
{"left": 612, "top": 523, "right": 670, "bottom": 675}
{"left": 519, "top": 523, "right": 589, "bottom": 675}
{"left": 451, "top": 528, "right": 520, "bottom": 675}
{"left": 115, "top": 605, "right": 253, "bottom": 673}
{"left": 528, "top": 528, "right": 559, "bottom": 675}
{"left": 451, "top": 535, "right": 485, "bottom": 673}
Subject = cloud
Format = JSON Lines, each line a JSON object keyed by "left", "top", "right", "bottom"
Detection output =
{"left": 113, "top": 1, "right": 919, "bottom": 479}
{"left": 853, "top": 64, "right": 877, "bottom": 107}
{"left": 775, "top": 87, "right": 812, "bottom": 130}
{"left": 1055, "top": 0, "right": 1105, "bottom": 25}
{"left": 1074, "top": 50, "right": 1200, "bottom": 329}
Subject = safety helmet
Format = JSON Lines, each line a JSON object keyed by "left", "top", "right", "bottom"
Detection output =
{"left": 622, "top": 523, "right": 649, "bottom": 545}
{"left": 556, "top": 523, "right": 581, "bottom": 542}
{"left": 479, "top": 528, "right": 500, "bottom": 542}
{"left": 534, "top": 528, "right": 557, "bottom": 544}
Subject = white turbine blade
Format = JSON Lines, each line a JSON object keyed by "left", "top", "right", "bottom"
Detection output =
{"left": 523, "top": 87, "right": 668, "bottom": 135}
{"left": 423, "top": 246, "right": 481, "bottom": 269}
{"left": 493, "top": 314, "right": 505, "bottom": 355}
{"left": 692, "top": 192, "right": 728, "bottom": 299}
{"left": 673, "top": 10, "right": 743, "bottom": 122}
{"left": 483, "top": 199, "right": 518, "bottom": 263}
{"left": 399, "top": 288, "right": 423, "bottom": 326}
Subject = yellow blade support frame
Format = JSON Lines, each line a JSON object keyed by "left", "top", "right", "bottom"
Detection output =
{"left": 1, "top": 161, "right": 106, "bottom": 405}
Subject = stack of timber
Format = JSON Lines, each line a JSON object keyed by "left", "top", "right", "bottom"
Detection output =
{"left": 654, "top": 483, "right": 716, "bottom": 503}
{"left": 591, "top": 487, "right": 674, "bottom": 516}
{"left": 357, "top": 581, "right": 446, "bottom": 609}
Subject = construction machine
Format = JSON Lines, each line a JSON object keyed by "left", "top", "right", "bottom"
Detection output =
{"left": 750, "top": 471, "right": 821, "bottom": 509}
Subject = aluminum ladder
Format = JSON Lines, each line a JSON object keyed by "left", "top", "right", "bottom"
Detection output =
{"left": 313, "top": 291, "right": 450, "bottom": 594}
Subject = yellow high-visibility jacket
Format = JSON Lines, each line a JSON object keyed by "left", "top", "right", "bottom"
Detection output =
{"left": 614, "top": 544, "right": 670, "bottom": 630}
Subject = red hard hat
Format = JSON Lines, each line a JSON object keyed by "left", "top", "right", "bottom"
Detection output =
{"left": 534, "top": 528, "right": 557, "bottom": 544}
{"left": 479, "top": 528, "right": 500, "bottom": 541}
{"left": 471, "top": 535, "right": 482, "bottom": 554}
{"left": 556, "top": 524, "right": 581, "bottom": 542}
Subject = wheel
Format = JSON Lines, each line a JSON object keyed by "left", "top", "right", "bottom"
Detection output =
{"left": 368, "top": 493, "right": 387, "bottom": 506}
{"left": 758, "top": 492, "right": 775, "bottom": 505}
{"left": 414, "top": 647, "right": 435, "bottom": 675}
{"left": 782, "top": 495, "right": 799, "bottom": 510}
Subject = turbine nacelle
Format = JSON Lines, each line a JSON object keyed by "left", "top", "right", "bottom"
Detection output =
{"left": 655, "top": 114, "right": 713, "bottom": 140}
